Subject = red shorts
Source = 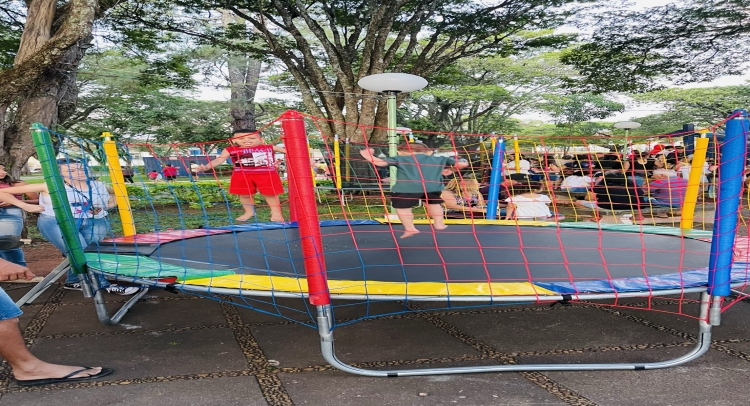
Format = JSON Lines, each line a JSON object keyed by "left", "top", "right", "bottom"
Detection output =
{"left": 229, "top": 171, "right": 284, "bottom": 196}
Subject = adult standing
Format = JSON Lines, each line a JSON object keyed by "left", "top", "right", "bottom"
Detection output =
{"left": 0, "top": 164, "right": 39, "bottom": 266}
{"left": 0, "top": 160, "right": 140, "bottom": 295}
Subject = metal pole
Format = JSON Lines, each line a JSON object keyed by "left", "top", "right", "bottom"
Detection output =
{"left": 387, "top": 91, "right": 399, "bottom": 188}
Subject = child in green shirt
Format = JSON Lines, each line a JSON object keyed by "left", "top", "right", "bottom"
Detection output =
{"left": 360, "top": 143, "right": 467, "bottom": 238}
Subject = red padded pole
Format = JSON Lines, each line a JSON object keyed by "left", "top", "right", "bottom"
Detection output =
{"left": 280, "top": 110, "right": 331, "bottom": 305}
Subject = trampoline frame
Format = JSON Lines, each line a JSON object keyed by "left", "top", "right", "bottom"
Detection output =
{"left": 19, "top": 109, "right": 750, "bottom": 376}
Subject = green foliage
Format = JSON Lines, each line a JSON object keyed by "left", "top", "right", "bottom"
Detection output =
{"left": 563, "top": 0, "right": 750, "bottom": 93}
{"left": 540, "top": 93, "right": 624, "bottom": 134}
{"left": 629, "top": 85, "right": 750, "bottom": 128}
{"left": 401, "top": 51, "right": 579, "bottom": 144}
{"left": 126, "top": 181, "right": 237, "bottom": 209}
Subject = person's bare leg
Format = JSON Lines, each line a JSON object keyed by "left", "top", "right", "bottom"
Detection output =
{"left": 0, "top": 318, "right": 102, "bottom": 381}
{"left": 263, "top": 195, "right": 284, "bottom": 222}
{"left": 236, "top": 195, "right": 255, "bottom": 221}
{"left": 396, "top": 208, "right": 419, "bottom": 238}
{"left": 427, "top": 204, "right": 448, "bottom": 230}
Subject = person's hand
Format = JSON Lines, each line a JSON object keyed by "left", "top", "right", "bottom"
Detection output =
{"left": 23, "top": 204, "right": 44, "bottom": 213}
{"left": 441, "top": 168, "right": 453, "bottom": 176}
{"left": 0, "top": 259, "right": 35, "bottom": 281}
{"left": 0, "top": 201, "right": 10, "bottom": 208}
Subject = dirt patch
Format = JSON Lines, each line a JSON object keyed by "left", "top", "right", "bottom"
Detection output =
{"left": 23, "top": 242, "right": 64, "bottom": 278}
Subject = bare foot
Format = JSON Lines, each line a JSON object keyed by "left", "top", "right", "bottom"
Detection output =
{"left": 401, "top": 229, "right": 420, "bottom": 239}
{"left": 13, "top": 362, "right": 103, "bottom": 381}
{"left": 433, "top": 224, "right": 448, "bottom": 231}
{"left": 270, "top": 215, "right": 285, "bottom": 222}
{"left": 236, "top": 212, "right": 254, "bottom": 222}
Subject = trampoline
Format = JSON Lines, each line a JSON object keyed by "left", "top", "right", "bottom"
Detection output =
{"left": 85, "top": 221, "right": 731, "bottom": 300}
{"left": 19, "top": 109, "right": 750, "bottom": 377}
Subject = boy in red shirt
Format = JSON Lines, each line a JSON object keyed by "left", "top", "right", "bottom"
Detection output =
{"left": 198, "top": 130, "right": 286, "bottom": 222}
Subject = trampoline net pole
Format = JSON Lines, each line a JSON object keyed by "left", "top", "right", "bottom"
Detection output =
{"left": 30, "top": 124, "right": 88, "bottom": 276}
{"left": 281, "top": 110, "right": 332, "bottom": 306}
{"left": 485, "top": 137, "right": 505, "bottom": 219}
{"left": 708, "top": 109, "right": 749, "bottom": 297}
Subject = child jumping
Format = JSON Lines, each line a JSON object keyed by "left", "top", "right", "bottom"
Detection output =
{"left": 198, "top": 130, "right": 286, "bottom": 222}
{"left": 360, "top": 143, "right": 467, "bottom": 238}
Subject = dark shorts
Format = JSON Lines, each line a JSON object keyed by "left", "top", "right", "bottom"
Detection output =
{"left": 390, "top": 191, "right": 443, "bottom": 209}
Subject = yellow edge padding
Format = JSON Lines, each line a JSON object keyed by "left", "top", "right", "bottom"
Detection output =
{"left": 182, "top": 274, "right": 559, "bottom": 296}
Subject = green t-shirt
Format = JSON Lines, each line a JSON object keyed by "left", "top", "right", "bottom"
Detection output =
{"left": 383, "top": 154, "right": 455, "bottom": 193}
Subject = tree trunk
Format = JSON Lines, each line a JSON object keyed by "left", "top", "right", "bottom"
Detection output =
{"left": 222, "top": 10, "right": 261, "bottom": 131}
{"left": 0, "top": 0, "right": 98, "bottom": 178}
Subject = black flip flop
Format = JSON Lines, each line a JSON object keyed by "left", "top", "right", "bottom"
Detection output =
{"left": 15, "top": 367, "right": 114, "bottom": 387}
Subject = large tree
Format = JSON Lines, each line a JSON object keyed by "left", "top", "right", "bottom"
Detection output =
{"left": 401, "top": 50, "right": 579, "bottom": 137}
{"left": 114, "top": 0, "right": 586, "bottom": 141}
{"left": 0, "top": 0, "right": 111, "bottom": 175}
{"left": 562, "top": 0, "right": 750, "bottom": 93}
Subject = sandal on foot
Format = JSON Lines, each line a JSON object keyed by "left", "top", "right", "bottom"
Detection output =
{"left": 16, "top": 367, "right": 114, "bottom": 387}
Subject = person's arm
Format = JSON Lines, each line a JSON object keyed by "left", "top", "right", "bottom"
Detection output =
{"left": 198, "top": 150, "right": 231, "bottom": 171}
{"left": 359, "top": 148, "right": 389, "bottom": 167}
{"left": 505, "top": 201, "right": 516, "bottom": 220}
{"left": 0, "top": 184, "right": 48, "bottom": 212}
{"left": 273, "top": 145, "right": 286, "bottom": 153}
{"left": 104, "top": 184, "right": 117, "bottom": 209}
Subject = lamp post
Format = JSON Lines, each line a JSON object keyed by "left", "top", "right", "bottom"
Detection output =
{"left": 614, "top": 121, "right": 641, "bottom": 154}
{"left": 358, "top": 73, "right": 428, "bottom": 187}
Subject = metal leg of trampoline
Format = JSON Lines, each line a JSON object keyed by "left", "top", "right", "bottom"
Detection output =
{"left": 14, "top": 259, "right": 70, "bottom": 307}
{"left": 87, "top": 271, "right": 149, "bottom": 325}
{"left": 316, "top": 293, "right": 716, "bottom": 377}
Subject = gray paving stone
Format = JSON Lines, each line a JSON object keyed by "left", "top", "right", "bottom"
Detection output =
{"left": 531, "top": 348, "right": 750, "bottom": 406}
{"left": 440, "top": 306, "right": 682, "bottom": 353}
{"left": 3, "top": 375, "right": 267, "bottom": 406}
{"left": 280, "top": 370, "right": 567, "bottom": 406}
{"left": 251, "top": 317, "right": 479, "bottom": 368}
{"left": 21, "top": 328, "right": 248, "bottom": 382}
{"left": 39, "top": 296, "right": 224, "bottom": 336}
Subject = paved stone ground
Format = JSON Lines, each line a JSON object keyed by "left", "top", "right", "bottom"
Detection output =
{"left": 2, "top": 279, "right": 750, "bottom": 406}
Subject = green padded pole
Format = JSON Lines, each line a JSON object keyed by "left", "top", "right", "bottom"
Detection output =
{"left": 30, "top": 123, "right": 87, "bottom": 275}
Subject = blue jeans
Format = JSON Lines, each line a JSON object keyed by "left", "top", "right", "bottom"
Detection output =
{"left": 564, "top": 187, "right": 588, "bottom": 193}
{"left": 643, "top": 197, "right": 680, "bottom": 208}
{"left": 0, "top": 287, "right": 22, "bottom": 321}
{"left": 0, "top": 207, "right": 26, "bottom": 266}
{"left": 37, "top": 214, "right": 112, "bottom": 287}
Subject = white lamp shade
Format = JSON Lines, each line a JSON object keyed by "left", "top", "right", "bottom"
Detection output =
{"left": 358, "top": 73, "right": 428, "bottom": 93}
{"left": 614, "top": 121, "right": 642, "bottom": 130}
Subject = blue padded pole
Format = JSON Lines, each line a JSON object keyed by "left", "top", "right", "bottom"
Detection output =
{"left": 486, "top": 138, "right": 506, "bottom": 220}
{"left": 708, "top": 109, "right": 749, "bottom": 297}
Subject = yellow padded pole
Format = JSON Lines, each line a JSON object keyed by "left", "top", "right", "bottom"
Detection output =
{"left": 680, "top": 131, "right": 710, "bottom": 230}
{"left": 334, "top": 135, "right": 342, "bottom": 189}
{"left": 513, "top": 136, "right": 521, "bottom": 173}
{"left": 102, "top": 132, "right": 136, "bottom": 236}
